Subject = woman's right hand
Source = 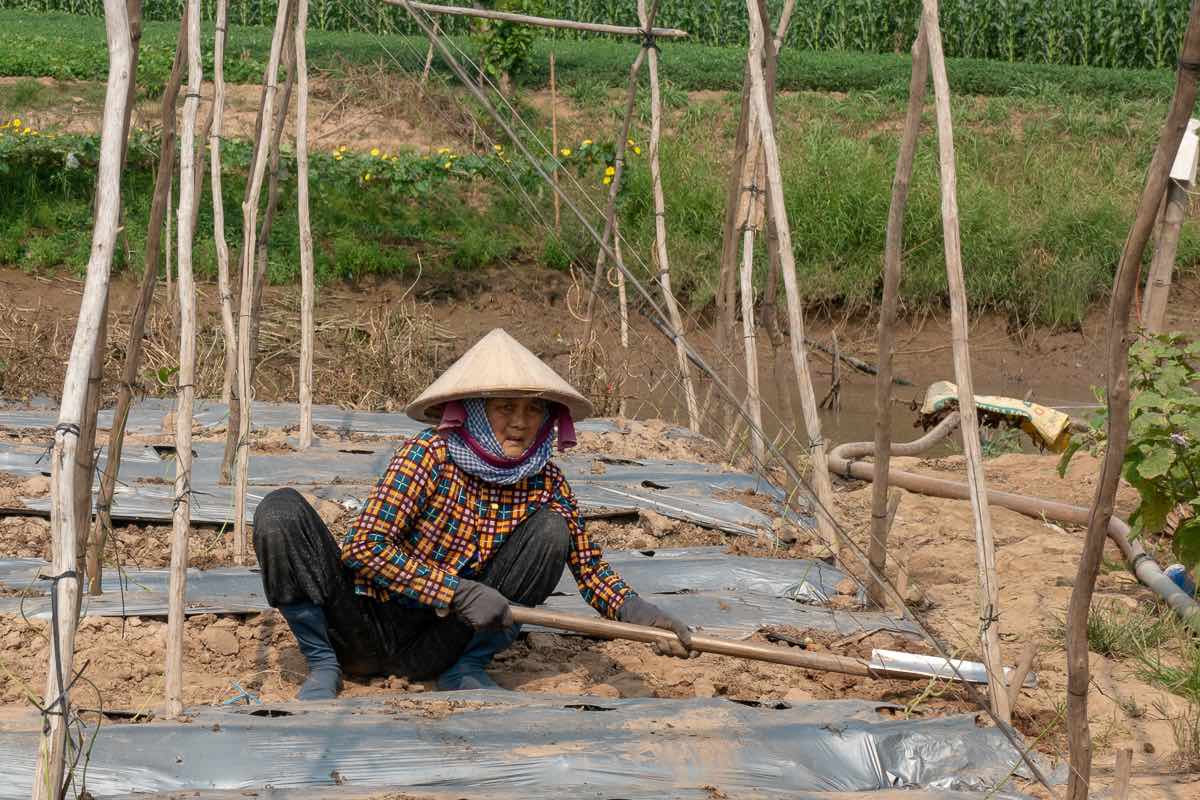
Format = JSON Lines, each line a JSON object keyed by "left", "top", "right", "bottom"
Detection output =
{"left": 450, "top": 579, "right": 515, "bottom": 630}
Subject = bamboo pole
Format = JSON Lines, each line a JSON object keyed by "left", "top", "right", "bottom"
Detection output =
{"left": 33, "top": 2, "right": 132, "bottom": 796}
{"left": 581, "top": 48, "right": 648, "bottom": 335}
{"left": 1112, "top": 748, "right": 1133, "bottom": 800}
{"left": 211, "top": 0, "right": 235, "bottom": 406}
{"left": 738, "top": 205, "right": 765, "bottom": 463}
{"left": 639, "top": 0, "right": 699, "bottom": 432}
{"left": 550, "top": 50, "right": 560, "bottom": 234}
{"left": 419, "top": 22, "right": 438, "bottom": 92}
{"left": 613, "top": 216, "right": 630, "bottom": 419}
{"left": 715, "top": 74, "right": 753, "bottom": 427}
{"left": 165, "top": 0, "right": 201, "bottom": 719}
{"left": 234, "top": 0, "right": 292, "bottom": 565}
{"left": 296, "top": 0, "right": 315, "bottom": 450}
{"left": 86, "top": 10, "right": 189, "bottom": 596}
{"left": 757, "top": 0, "right": 796, "bottom": 442}
{"left": 249, "top": 17, "right": 298, "bottom": 361}
{"left": 735, "top": 101, "right": 766, "bottom": 462}
{"left": 921, "top": 0, "right": 1010, "bottom": 724}
{"left": 1066, "top": 5, "right": 1200, "bottom": 797}
{"left": 165, "top": 180, "right": 173, "bottom": 323}
{"left": 1143, "top": 178, "right": 1188, "bottom": 333}
{"left": 742, "top": 0, "right": 839, "bottom": 553}
{"left": 867, "top": 24, "right": 928, "bottom": 610}
{"left": 384, "top": 0, "right": 687, "bottom": 38}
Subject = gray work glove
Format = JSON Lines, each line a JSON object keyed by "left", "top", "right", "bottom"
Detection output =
{"left": 451, "top": 580, "right": 514, "bottom": 631}
{"left": 618, "top": 596, "right": 698, "bottom": 659}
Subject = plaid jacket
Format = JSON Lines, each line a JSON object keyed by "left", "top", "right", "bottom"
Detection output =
{"left": 341, "top": 429, "right": 633, "bottom": 619}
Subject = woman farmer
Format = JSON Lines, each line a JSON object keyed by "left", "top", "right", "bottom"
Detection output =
{"left": 253, "top": 329, "right": 695, "bottom": 699}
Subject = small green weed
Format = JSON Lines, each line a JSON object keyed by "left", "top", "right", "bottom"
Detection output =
{"left": 1164, "top": 699, "right": 1200, "bottom": 770}
{"left": 1138, "top": 635, "right": 1200, "bottom": 705}
{"left": 0, "top": 77, "right": 45, "bottom": 108}
{"left": 1076, "top": 601, "right": 1178, "bottom": 660}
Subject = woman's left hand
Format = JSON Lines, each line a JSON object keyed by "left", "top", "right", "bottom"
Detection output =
{"left": 617, "top": 596, "right": 699, "bottom": 659}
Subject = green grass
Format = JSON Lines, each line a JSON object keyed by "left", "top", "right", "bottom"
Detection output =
{"left": 1, "top": 10, "right": 1197, "bottom": 327}
{"left": 1084, "top": 601, "right": 1180, "bottom": 660}
{"left": 7, "top": 1, "right": 1193, "bottom": 71}
{"left": 0, "top": 9, "right": 1180, "bottom": 100}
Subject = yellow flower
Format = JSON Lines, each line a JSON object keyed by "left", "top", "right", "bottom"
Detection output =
{"left": 633, "top": 145, "right": 642, "bottom": 155}
{"left": 493, "top": 143, "right": 503, "bottom": 152}
{"left": 602, "top": 176, "right": 612, "bottom": 185}
{"left": 364, "top": 172, "right": 372, "bottom": 181}
{"left": 560, "top": 148, "right": 571, "bottom": 157}
{"left": 10, "top": 118, "right": 20, "bottom": 128}
{"left": 604, "top": 165, "right": 615, "bottom": 176}
{"left": 582, "top": 139, "right": 593, "bottom": 147}
{"left": 338, "top": 145, "right": 348, "bottom": 153}
{"left": 370, "top": 147, "right": 381, "bottom": 157}
{"left": 627, "top": 138, "right": 635, "bottom": 146}
{"left": 443, "top": 161, "right": 452, "bottom": 169}
{"left": 22, "top": 127, "right": 31, "bottom": 136}
{"left": 437, "top": 147, "right": 451, "bottom": 155}
{"left": 334, "top": 153, "right": 343, "bottom": 161}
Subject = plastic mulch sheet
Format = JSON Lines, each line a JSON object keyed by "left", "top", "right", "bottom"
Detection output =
{"left": 0, "top": 694, "right": 1043, "bottom": 799}
{"left": 0, "top": 548, "right": 922, "bottom": 639}
{"left": 0, "top": 436, "right": 813, "bottom": 535}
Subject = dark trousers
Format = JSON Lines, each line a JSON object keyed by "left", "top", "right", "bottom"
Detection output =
{"left": 252, "top": 487, "right": 570, "bottom": 680}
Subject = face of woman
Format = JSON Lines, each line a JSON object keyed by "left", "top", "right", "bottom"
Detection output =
{"left": 485, "top": 397, "right": 548, "bottom": 457}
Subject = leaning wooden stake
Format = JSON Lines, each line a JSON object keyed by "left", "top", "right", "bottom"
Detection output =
{"left": 388, "top": 0, "right": 687, "bottom": 38}
{"left": 296, "top": 0, "right": 315, "bottom": 450}
{"left": 1143, "top": 178, "right": 1188, "bottom": 334}
{"left": 755, "top": 0, "right": 797, "bottom": 441}
{"left": 34, "top": 1, "right": 132, "bottom": 796}
{"left": 867, "top": 23, "right": 928, "bottom": 610}
{"left": 921, "top": 0, "right": 1010, "bottom": 724}
{"left": 87, "top": 5, "right": 188, "bottom": 596}
{"left": 614, "top": 216, "right": 630, "bottom": 418}
{"left": 582, "top": 44, "right": 648, "bottom": 336}
{"left": 743, "top": 0, "right": 839, "bottom": 552}
{"left": 735, "top": 108, "right": 766, "bottom": 463}
{"left": 234, "top": 0, "right": 292, "bottom": 564}
{"left": 249, "top": 19, "right": 298, "bottom": 359}
{"left": 639, "top": 0, "right": 699, "bottom": 432}
{"left": 1066, "top": 4, "right": 1200, "bottom": 797}
{"left": 211, "top": 0, "right": 235, "bottom": 406}
{"left": 165, "top": 0, "right": 201, "bottom": 719}
{"left": 550, "top": 50, "right": 561, "bottom": 234}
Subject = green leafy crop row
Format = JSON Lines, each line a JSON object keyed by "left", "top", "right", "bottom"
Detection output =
{"left": 3, "top": 0, "right": 1193, "bottom": 70}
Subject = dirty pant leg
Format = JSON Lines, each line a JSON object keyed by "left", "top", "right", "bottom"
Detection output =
{"left": 252, "top": 487, "right": 351, "bottom": 607}
{"left": 350, "top": 506, "right": 573, "bottom": 681}
{"left": 250, "top": 488, "right": 424, "bottom": 675}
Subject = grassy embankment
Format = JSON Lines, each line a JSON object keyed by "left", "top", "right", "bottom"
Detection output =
{"left": 0, "top": 9, "right": 1196, "bottom": 328}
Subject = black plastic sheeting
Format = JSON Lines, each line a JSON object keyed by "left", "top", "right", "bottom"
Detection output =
{"left": 0, "top": 548, "right": 922, "bottom": 639}
{"left": 0, "top": 694, "right": 1043, "bottom": 799}
{"left": 0, "top": 397, "right": 692, "bottom": 439}
{"left": 0, "top": 437, "right": 814, "bottom": 535}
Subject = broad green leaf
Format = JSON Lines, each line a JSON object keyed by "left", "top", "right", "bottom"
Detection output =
{"left": 1173, "top": 518, "right": 1200, "bottom": 570}
{"left": 1136, "top": 447, "right": 1176, "bottom": 480}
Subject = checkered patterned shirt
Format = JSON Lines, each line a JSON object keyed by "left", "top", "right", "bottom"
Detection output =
{"left": 341, "top": 429, "right": 633, "bottom": 619}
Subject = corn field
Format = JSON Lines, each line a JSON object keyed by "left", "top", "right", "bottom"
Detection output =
{"left": 2, "top": 0, "right": 1193, "bottom": 69}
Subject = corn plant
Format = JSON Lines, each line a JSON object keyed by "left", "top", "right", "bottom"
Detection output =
{"left": 1, "top": 0, "right": 1193, "bottom": 68}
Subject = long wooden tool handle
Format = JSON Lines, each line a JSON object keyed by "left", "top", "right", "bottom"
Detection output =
{"left": 510, "top": 606, "right": 877, "bottom": 679}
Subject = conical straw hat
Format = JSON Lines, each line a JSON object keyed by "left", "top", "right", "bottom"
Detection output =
{"left": 407, "top": 328, "right": 594, "bottom": 423}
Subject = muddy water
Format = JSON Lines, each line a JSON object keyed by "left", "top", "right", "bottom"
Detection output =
{"left": 614, "top": 313, "right": 1109, "bottom": 453}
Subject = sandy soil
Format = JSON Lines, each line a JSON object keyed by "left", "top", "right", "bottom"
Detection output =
{"left": 2, "top": 447, "right": 1197, "bottom": 788}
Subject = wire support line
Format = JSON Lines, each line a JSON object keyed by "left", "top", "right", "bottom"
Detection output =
{"left": 397, "top": 5, "right": 1056, "bottom": 790}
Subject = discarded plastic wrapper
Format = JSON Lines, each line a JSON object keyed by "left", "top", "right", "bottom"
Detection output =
{"left": 869, "top": 648, "right": 1038, "bottom": 688}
